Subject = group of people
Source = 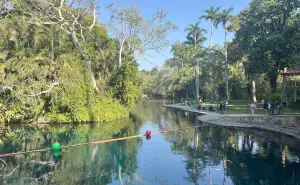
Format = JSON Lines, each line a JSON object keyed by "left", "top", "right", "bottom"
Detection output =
{"left": 197, "top": 103, "right": 206, "bottom": 110}
{"left": 206, "top": 100, "right": 230, "bottom": 113}
{"left": 183, "top": 97, "right": 283, "bottom": 116}
{"left": 249, "top": 100, "right": 280, "bottom": 115}
{"left": 263, "top": 101, "right": 280, "bottom": 115}
{"left": 191, "top": 98, "right": 230, "bottom": 113}
{"left": 218, "top": 100, "right": 230, "bottom": 113}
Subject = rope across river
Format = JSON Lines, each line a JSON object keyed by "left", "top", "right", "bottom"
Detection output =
{"left": 0, "top": 124, "right": 207, "bottom": 158}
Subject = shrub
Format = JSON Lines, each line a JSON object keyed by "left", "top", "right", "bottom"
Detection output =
{"left": 46, "top": 54, "right": 130, "bottom": 123}
{"left": 289, "top": 101, "right": 300, "bottom": 110}
{"left": 109, "top": 62, "right": 142, "bottom": 108}
{"left": 269, "top": 93, "right": 282, "bottom": 103}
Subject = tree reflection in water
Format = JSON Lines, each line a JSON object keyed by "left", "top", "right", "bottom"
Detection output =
{"left": 0, "top": 101, "right": 299, "bottom": 185}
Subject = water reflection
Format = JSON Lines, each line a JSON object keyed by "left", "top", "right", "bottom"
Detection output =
{"left": 0, "top": 101, "right": 299, "bottom": 185}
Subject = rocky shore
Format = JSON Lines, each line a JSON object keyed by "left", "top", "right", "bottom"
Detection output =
{"left": 163, "top": 104, "right": 300, "bottom": 140}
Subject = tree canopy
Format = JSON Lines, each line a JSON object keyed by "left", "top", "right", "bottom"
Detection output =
{"left": 143, "top": 0, "right": 300, "bottom": 103}
{"left": 0, "top": 1, "right": 175, "bottom": 123}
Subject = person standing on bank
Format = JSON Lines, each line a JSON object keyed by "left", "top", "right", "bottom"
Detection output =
{"left": 263, "top": 101, "right": 269, "bottom": 115}
{"left": 250, "top": 102, "right": 257, "bottom": 115}
{"left": 274, "top": 101, "right": 279, "bottom": 115}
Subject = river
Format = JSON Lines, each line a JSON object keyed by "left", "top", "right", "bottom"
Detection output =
{"left": 0, "top": 101, "right": 300, "bottom": 185}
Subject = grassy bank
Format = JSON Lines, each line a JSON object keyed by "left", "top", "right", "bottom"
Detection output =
{"left": 202, "top": 100, "right": 300, "bottom": 115}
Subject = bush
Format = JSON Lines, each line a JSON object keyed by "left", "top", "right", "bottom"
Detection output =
{"left": 269, "top": 93, "right": 282, "bottom": 103}
{"left": 109, "top": 62, "right": 142, "bottom": 108}
{"left": 47, "top": 57, "right": 129, "bottom": 123}
{"left": 289, "top": 101, "right": 300, "bottom": 110}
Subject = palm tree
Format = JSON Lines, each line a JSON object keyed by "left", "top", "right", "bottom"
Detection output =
{"left": 184, "top": 22, "right": 207, "bottom": 99}
{"left": 184, "top": 21, "right": 207, "bottom": 50}
{"left": 218, "top": 8, "right": 234, "bottom": 100}
{"left": 200, "top": 6, "right": 221, "bottom": 49}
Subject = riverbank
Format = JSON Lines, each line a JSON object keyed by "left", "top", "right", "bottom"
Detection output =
{"left": 163, "top": 104, "right": 300, "bottom": 140}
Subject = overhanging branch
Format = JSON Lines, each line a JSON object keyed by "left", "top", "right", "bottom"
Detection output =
{"left": 0, "top": 86, "right": 13, "bottom": 92}
{"left": 28, "top": 82, "right": 60, "bottom": 97}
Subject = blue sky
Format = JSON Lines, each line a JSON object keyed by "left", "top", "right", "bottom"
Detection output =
{"left": 101, "top": 0, "right": 252, "bottom": 70}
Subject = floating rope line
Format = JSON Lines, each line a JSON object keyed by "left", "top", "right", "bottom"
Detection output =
{"left": 0, "top": 124, "right": 207, "bottom": 158}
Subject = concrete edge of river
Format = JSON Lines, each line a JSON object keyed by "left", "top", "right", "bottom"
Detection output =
{"left": 163, "top": 104, "right": 300, "bottom": 140}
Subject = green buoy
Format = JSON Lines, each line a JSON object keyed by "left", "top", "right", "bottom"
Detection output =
{"left": 52, "top": 142, "right": 61, "bottom": 151}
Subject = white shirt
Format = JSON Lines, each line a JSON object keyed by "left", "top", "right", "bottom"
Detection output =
{"left": 250, "top": 103, "right": 256, "bottom": 109}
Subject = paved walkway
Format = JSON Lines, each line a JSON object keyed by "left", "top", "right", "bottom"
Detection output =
{"left": 164, "top": 104, "right": 300, "bottom": 140}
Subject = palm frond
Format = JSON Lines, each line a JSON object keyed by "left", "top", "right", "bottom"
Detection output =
{"left": 214, "top": 6, "right": 222, "bottom": 13}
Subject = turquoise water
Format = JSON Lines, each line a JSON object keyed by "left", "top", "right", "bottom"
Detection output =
{"left": 0, "top": 101, "right": 300, "bottom": 185}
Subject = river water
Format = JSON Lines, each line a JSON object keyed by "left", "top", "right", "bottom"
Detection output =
{"left": 0, "top": 101, "right": 300, "bottom": 185}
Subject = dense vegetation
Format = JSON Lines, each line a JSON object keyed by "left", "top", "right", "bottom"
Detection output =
{"left": 142, "top": 0, "right": 300, "bottom": 105}
{"left": 0, "top": 0, "right": 175, "bottom": 123}
{"left": 1, "top": 0, "right": 300, "bottom": 123}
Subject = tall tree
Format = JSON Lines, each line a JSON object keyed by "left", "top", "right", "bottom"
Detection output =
{"left": 233, "top": 0, "right": 300, "bottom": 93}
{"left": 200, "top": 6, "right": 221, "bottom": 49}
{"left": 184, "top": 21, "right": 207, "bottom": 49}
{"left": 218, "top": 8, "right": 234, "bottom": 100}
{"left": 184, "top": 22, "right": 207, "bottom": 99}
{"left": 110, "top": 6, "right": 177, "bottom": 68}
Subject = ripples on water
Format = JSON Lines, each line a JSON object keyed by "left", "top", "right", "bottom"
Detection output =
{"left": 0, "top": 101, "right": 300, "bottom": 185}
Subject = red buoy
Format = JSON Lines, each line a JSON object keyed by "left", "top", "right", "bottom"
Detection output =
{"left": 146, "top": 135, "right": 151, "bottom": 140}
{"left": 146, "top": 130, "right": 151, "bottom": 137}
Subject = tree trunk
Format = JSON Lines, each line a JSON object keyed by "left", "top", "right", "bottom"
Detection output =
{"left": 210, "top": 20, "right": 213, "bottom": 49}
{"left": 194, "top": 32, "right": 197, "bottom": 50}
{"left": 34, "top": 97, "right": 50, "bottom": 122}
{"left": 214, "top": 73, "right": 219, "bottom": 100}
{"left": 270, "top": 74, "right": 278, "bottom": 93}
{"left": 118, "top": 39, "right": 125, "bottom": 68}
{"left": 84, "top": 55, "right": 99, "bottom": 92}
{"left": 224, "top": 30, "right": 229, "bottom": 100}
{"left": 186, "top": 84, "right": 189, "bottom": 100}
{"left": 294, "top": 80, "right": 297, "bottom": 103}
{"left": 215, "top": 84, "right": 219, "bottom": 101}
{"left": 251, "top": 74, "right": 257, "bottom": 103}
{"left": 195, "top": 61, "right": 200, "bottom": 99}
{"left": 282, "top": 75, "right": 287, "bottom": 102}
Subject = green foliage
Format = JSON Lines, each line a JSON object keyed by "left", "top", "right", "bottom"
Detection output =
{"left": 141, "top": 0, "right": 300, "bottom": 102}
{"left": 232, "top": 0, "right": 300, "bottom": 92}
{"left": 269, "top": 93, "right": 282, "bottom": 103}
{"left": 0, "top": 3, "right": 144, "bottom": 123}
{"left": 289, "top": 101, "right": 300, "bottom": 111}
{"left": 110, "top": 62, "right": 142, "bottom": 108}
{"left": 90, "top": 98, "right": 129, "bottom": 123}
{"left": 0, "top": 56, "right": 57, "bottom": 123}
{"left": 184, "top": 22, "right": 207, "bottom": 48}
{"left": 46, "top": 54, "right": 129, "bottom": 123}
{"left": 47, "top": 56, "right": 91, "bottom": 122}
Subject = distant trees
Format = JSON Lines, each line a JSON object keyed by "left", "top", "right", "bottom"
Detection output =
{"left": 143, "top": 0, "right": 300, "bottom": 102}
{"left": 232, "top": 0, "right": 300, "bottom": 93}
